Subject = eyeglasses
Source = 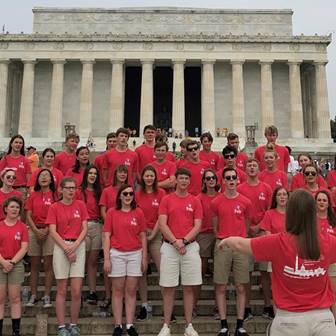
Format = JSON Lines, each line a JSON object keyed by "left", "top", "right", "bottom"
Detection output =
{"left": 122, "top": 191, "right": 134, "bottom": 197}
{"left": 5, "top": 175, "right": 16, "bottom": 180}
{"left": 224, "top": 154, "right": 235, "bottom": 159}
{"left": 224, "top": 175, "right": 237, "bottom": 181}
{"left": 304, "top": 171, "right": 317, "bottom": 176}
{"left": 63, "top": 186, "right": 76, "bottom": 190}
{"left": 205, "top": 176, "right": 216, "bottom": 181}
{"left": 187, "top": 147, "right": 199, "bottom": 152}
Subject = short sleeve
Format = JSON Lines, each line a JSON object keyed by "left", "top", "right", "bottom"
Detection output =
{"left": 21, "top": 224, "right": 29, "bottom": 242}
{"left": 99, "top": 189, "right": 108, "bottom": 206}
{"left": 137, "top": 208, "right": 147, "bottom": 231}
{"left": 24, "top": 193, "right": 33, "bottom": 211}
{"left": 194, "top": 197, "right": 203, "bottom": 220}
{"left": 79, "top": 201, "right": 89, "bottom": 221}
{"left": 158, "top": 196, "right": 169, "bottom": 216}
{"left": 259, "top": 211, "right": 271, "bottom": 232}
{"left": 103, "top": 208, "right": 113, "bottom": 233}
{"left": 45, "top": 204, "right": 57, "bottom": 225}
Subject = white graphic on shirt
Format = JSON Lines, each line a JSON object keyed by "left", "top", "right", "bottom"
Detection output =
{"left": 283, "top": 255, "right": 326, "bottom": 279}
{"left": 19, "top": 161, "right": 24, "bottom": 169}
{"left": 44, "top": 197, "right": 52, "bottom": 206}
{"left": 259, "top": 192, "right": 266, "bottom": 201}
{"left": 124, "top": 158, "right": 131, "bottom": 166}
{"left": 234, "top": 205, "right": 242, "bottom": 215}
{"left": 14, "top": 232, "right": 21, "bottom": 241}
{"left": 152, "top": 199, "right": 159, "bottom": 207}
{"left": 130, "top": 217, "right": 138, "bottom": 226}
{"left": 73, "top": 210, "right": 80, "bottom": 219}
{"left": 210, "top": 159, "right": 215, "bottom": 166}
{"left": 161, "top": 168, "right": 168, "bottom": 176}
{"left": 276, "top": 178, "right": 282, "bottom": 186}
{"left": 186, "top": 203, "right": 194, "bottom": 212}
{"left": 200, "top": 168, "right": 205, "bottom": 175}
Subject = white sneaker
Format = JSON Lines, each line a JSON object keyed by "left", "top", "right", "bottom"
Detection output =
{"left": 42, "top": 295, "right": 52, "bottom": 308}
{"left": 184, "top": 323, "right": 199, "bottom": 336}
{"left": 25, "top": 294, "right": 37, "bottom": 307}
{"left": 157, "top": 323, "right": 171, "bottom": 336}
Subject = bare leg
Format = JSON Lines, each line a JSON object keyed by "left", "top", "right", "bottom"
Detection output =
{"left": 70, "top": 277, "right": 83, "bottom": 324}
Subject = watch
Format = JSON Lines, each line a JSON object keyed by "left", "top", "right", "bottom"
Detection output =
{"left": 182, "top": 238, "right": 190, "bottom": 246}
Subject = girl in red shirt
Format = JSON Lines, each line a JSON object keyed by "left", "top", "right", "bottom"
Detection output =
{"left": 103, "top": 184, "right": 147, "bottom": 336}
{"left": 65, "top": 146, "right": 90, "bottom": 187}
{"left": 136, "top": 166, "right": 165, "bottom": 321}
{"left": 25, "top": 168, "right": 57, "bottom": 309}
{"left": 0, "top": 196, "right": 28, "bottom": 336}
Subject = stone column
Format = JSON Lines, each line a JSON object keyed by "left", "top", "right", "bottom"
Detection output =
{"left": 201, "top": 60, "right": 216, "bottom": 135}
{"left": 18, "top": 59, "right": 36, "bottom": 137}
{"left": 288, "top": 61, "right": 304, "bottom": 138}
{"left": 0, "top": 59, "right": 10, "bottom": 137}
{"left": 140, "top": 59, "right": 154, "bottom": 132}
{"left": 79, "top": 59, "right": 95, "bottom": 138}
{"left": 231, "top": 60, "right": 245, "bottom": 138}
{"left": 172, "top": 59, "right": 185, "bottom": 136}
{"left": 315, "top": 61, "right": 331, "bottom": 139}
{"left": 260, "top": 61, "right": 274, "bottom": 131}
{"left": 49, "top": 59, "right": 66, "bottom": 138}
{"left": 109, "top": 59, "right": 124, "bottom": 131}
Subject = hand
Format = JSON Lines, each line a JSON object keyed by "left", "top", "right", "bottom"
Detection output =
{"left": 217, "top": 239, "right": 228, "bottom": 251}
{"left": 67, "top": 252, "right": 77, "bottom": 263}
{"left": 63, "top": 242, "right": 78, "bottom": 256}
{"left": 147, "top": 232, "right": 155, "bottom": 241}
{"left": 2, "top": 260, "right": 13, "bottom": 273}
{"left": 249, "top": 225, "right": 260, "bottom": 237}
{"left": 141, "top": 257, "right": 148, "bottom": 274}
{"left": 104, "top": 259, "right": 111, "bottom": 274}
{"left": 34, "top": 227, "right": 48, "bottom": 241}
{"left": 173, "top": 239, "right": 186, "bottom": 255}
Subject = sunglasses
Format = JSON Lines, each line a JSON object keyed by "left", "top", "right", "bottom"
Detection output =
{"left": 205, "top": 176, "right": 216, "bottom": 181}
{"left": 5, "top": 175, "right": 16, "bottom": 180}
{"left": 187, "top": 147, "right": 199, "bottom": 152}
{"left": 304, "top": 171, "right": 317, "bottom": 176}
{"left": 122, "top": 191, "right": 134, "bottom": 197}
{"left": 224, "top": 175, "right": 237, "bottom": 181}
{"left": 224, "top": 154, "right": 235, "bottom": 159}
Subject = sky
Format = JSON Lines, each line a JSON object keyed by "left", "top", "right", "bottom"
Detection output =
{"left": 0, "top": 0, "right": 335, "bottom": 117}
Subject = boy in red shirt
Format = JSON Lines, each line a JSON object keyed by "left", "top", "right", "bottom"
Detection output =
{"left": 199, "top": 132, "right": 220, "bottom": 171}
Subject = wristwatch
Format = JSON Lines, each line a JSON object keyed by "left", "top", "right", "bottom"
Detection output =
{"left": 182, "top": 238, "right": 190, "bottom": 246}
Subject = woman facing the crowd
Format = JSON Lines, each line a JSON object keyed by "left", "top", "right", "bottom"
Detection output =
{"left": 0, "top": 197, "right": 28, "bottom": 336}
{"left": 103, "top": 184, "right": 147, "bottom": 336}
{"left": 65, "top": 146, "right": 90, "bottom": 187}
{"left": 25, "top": 169, "right": 57, "bottom": 308}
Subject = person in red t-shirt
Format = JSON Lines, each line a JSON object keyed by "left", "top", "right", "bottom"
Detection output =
{"left": 65, "top": 146, "right": 90, "bottom": 187}
{"left": 136, "top": 166, "right": 165, "bottom": 321}
{"left": 0, "top": 196, "right": 28, "bottom": 336}
{"left": 218, "top": 189, "right": 336, "bottom": 336}
{"left": 199, "top": 132, "right": 221, "bottom": 171}
{"left": 103, "top": 184, "right": 147, "bottom": 336}
{"left": 25, "top": 168, "right": 57, "bottom": 309}
{"left": 46, "top": 177, "right": 88, "bottom": 336}
{"left": 54, "top": 133, "right": 80, "bottom": 175}
{"left": 158, "top": 167, "right": 203, "bottom": 336}
{"left": 254, "top": 125, "right": 290, "bottom": 172}
{"left": 76, "top": 164, "right": 102, "bottom": 306}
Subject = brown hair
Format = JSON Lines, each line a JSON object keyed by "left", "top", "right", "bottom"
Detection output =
{"left": 140, "top": 165, "right": 158, "bottom": 192}
{"left": 270, "top": 187, "right": 289, "bottom": 209}
{"left": 175, "top": 167, "right": 191, "bottom": 178}
{"left": 154, "top": 142, "right": 169, "bottom": 151}
{"left": 201, "top": 169, "right": 220, "bottom": 193}
{"left": 264, "top": 125, "right": 278, "bottom": 136}
{"left": 65, "top": 133, "right": 80, "bottom": 142}
{"left": 116, "top": 127, "right": 130, "bottom": 138}
{"left": 112, "top": 165, "right": 129, "bottom": 186}
{"left": 3, "top": 196, "right": 23, "bottom": 215}
{"left": 315, "top": 190, "right": 336, "bottom": 228}
{"left": 297, "top": 153, "right": 312, "bottom": 163}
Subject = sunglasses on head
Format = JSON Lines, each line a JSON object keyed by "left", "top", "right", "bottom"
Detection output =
{"left": 187, "top": 146, "right": 199, "bottom": 152}
{"left": 122, "top": 191, "right": 134, "bottom": 197}
{"left": 205, "top": 176, "right": 216, "bottom": 181}
{"left": 224, "top": 154, "right": 235, "bottom": 159}
{"left": 304, "top": 171, "right": 317, "bottom": 176}
{"left": 5, "top": 175, "right": 16, "bottom": 180}
{"left": 224, "top": 175, "right": 237, "bottom": 181}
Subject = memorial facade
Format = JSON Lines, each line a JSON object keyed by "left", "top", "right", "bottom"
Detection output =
{"left": 0, "top": 7, "right": 333, "bottom": 150}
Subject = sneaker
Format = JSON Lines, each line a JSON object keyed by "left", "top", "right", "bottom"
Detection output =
{"left": 12, "top": 332, "right": 21, "bottom": 336}
{"left": 25, "top": 294, "right": 38, "bottom": 307}
{"left": 112, "top": 326, "right": 123, "bottom": 336}
{"left": 170, "top": 313, "right": 177, "bottom": 323}
{"left": 42, "top": 295, "right": 52, "bottom": 308}
{"left": 57, "top": 327, "right": 70, "bottom": 336}
{"left": 217, "top": 327, "right": 230, "bottom": 336}
{"left": 136, "top": 306, "right": 148, "bottom": 321}
{"left": 126, "top": 326, "right": 139, "bottom": 336}
{"left": 86, "top": 292, "right": 98, "bottom": 305}
{"left": 262, "top": 306, "right": 275, "bottom": 320}
{"left": 69, "top": 325, "right": 81, "bottom": 336}
{"left": 243, "top": 307, "right": 253, "bottom": 322}
{"left": 157, "top": 324, "right": 171, "bottom": 336}
{"left": 192, "top": 307, "right": 198, "bottom": 318}
{"left": 234, "top": 327, "right": 249, "bottom": 336}
{"left": 184, "top": 323, "right": 199, "bottom": 336}
{"left": 213, "top": 307, "right": 220, "bottom": 320}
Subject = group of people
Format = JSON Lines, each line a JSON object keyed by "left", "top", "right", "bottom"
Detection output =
{"left": 0, "top": 124, "right": 335, "bottom": 336}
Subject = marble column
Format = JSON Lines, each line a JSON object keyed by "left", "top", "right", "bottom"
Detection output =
{"left": 18, "top": 59, "right": 36, "bottom": 137}
{"left": 140, "top": 59, "right": 154, "bottom": 132}
{"left": 288, "top": 61, "right": 304, "bottom": 138}
{"left": 109, "top": 59, "right": 124, "bottom": 131}
{"left": 79, "top": 59, "right": 95, "bottom": 138}
{"left": 49, "top": 59, "right": 66, "bottom": 138}
{"left": 201, "top": 60, "right": 216, "bottom": 135}
{"left": 172, "top": 59, "right": 185, "bottom": 136}
{"left": 0, "top": 59, "right": 10, "bottom": 137}
{"left": 315, "top": 61, "right": 331, "bottom": 139}
{"left": 231, "top": 60, "right": 245, "bottom": 138}
{"left": 260, "top": 61, "right": 274, "bottom": 131}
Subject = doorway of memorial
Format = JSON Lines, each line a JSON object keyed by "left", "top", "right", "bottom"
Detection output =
{"left": 153, "top": 67, "right": 173, "bottom": 135}
{"left": 185, "top": 67, "right": 201, "bottom": 137}
{"left": 124, "top": 66, "right": 141, "bottom": 136}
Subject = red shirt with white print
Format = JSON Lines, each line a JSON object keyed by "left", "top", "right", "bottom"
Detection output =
{"left": 46, "top": 200, "right": 88, "bottom": 239}
{"left": 159, "top": 193, "right": 203, "bottom": 239}
{"left": 196, "top": 192, "right": 219, "bottom": 233}
{"left": 27, "top": 167, "right": 64, "bottom": 189}
{"left": 218, "top": 151, "right": 249, "bottom": 171}
{"left": 0, "top": 155, "right": 31, "bottom": 187}
{"left": 0, "top": 220, "right": 28, "bottom": 259}
{"left": 259, "top": 209, "right": 285, "bottom": 234}
{"left": 211, "top": 193, "right": 252, "bottom": 238}
{"left": 258, "top": 169, "right": 288, "bottom": 191}
{"left": 217, "top": 167, "right": 247, "bottom": 190}
{"left": 135, "top": 144, "right": 156, "bottom": 175}
{"left": 318, "top": 217, "right": 336, "bottom": 237}
{"left": 254, "top": 144, "right": 290, "bottom": 172}
{"left": 54, "top": 151, "right": 76, "bottom": 176}
{"left": 291, "top": 172, "right": 327, "bottom": 191}
{"left": 199, "top": 150, "right": 220, "bottom": 171}
{"left": 103, "top": 207, "right": 146, "bottom": 251}
{"left": 251, "top": 232, "right": 336, "bottom": 312}
{"left": 75, "top": 189, "right": 101, "bottom": 221}
{"left": 0, "top": 190, "right": 22, "bottom": 221}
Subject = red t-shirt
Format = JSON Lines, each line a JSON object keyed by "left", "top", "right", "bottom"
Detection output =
{"left": 237, "top": 182, "right": 272, "bottom": 225}
{"left": 251, "top": 232, "right": 336, "bottom": 312}
{"left": 27, "top": 167, "right": 64, "bottom": 189}
{"left": 302, "top": 186, "right": 335, "bottom": 207}
{"left": 254, "top": 144, "right": 290, "bottom": 172}
{"left": 199, "top": 150, "right": 220, "bottom": 171}
{"left": 318, "top": 217, "right": 336, "bottom": 237}
{"left": 99, "top": 186, "right": 119, "bottom": 210}
{"left": 54, "top": 151, "right": 76, "bottom": 176}
{"left": 136, "top": 188, "right": 165, "bottom": 230}
{"left": 259, "top": 169, "right": 289, "bottom": 191}
{"left": 159, "top": 193, "right": 203, "bottom": 239}
{"left": 166, "top": 152, "right": 176, "bottom": 162}
{"left": 65, "top": 168, "right": 85, "bottom": 187}
{"left": 259, "top": 209, "right": 285, "bottom": 234}
{"left": 0, "top": 189, "right": 22, "bottom": 221}
{"left": 151, "top": 160, "right": 176, "bottom": 183}
{"left": 196, "top": 192, "right": 219, "bottom": 233}
{"left": 211, "top": 193, "right": 252, "bottom": 238}
{"left": 218, "top": 151, "right": 249, "bottom": 171}
{"left": 94, "top": 152, "right": 107, "bottom": 186}
{"left": 25, "top": 190, "right": 56, "bottom": 227}
{"left": 103, "top": 149, "right": 138, "bottom": 186}
{"left": 46, "top": 200, "right": 89, "bottom": 239}
{"left": 0, "top": 220, "right": 28, "bottom": 259}
{"left": 291, "top": 172, "right": 327, "bottom": 191}
{"left": 326, "top": 170, "right": 336, "bottom": 189}
{"left": 75, "top": 189, "right": 101, "bottom": 221}
{"left": 178, "top": 160, "right": 210, "bottom": 195}
{"left": 0, "top": 155, "right": 31, "bottom": 187}
{"left": 135, "top": 144, "right": 156, "bottom": 174}
{"left": 103, "top": 207, "right": 146, "bottom": 251}
{"left": 217, "top": 167, "right": 247, "bottom": 191}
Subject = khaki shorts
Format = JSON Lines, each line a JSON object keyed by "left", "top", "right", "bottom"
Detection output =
{"left": 108, "top": 248, "right": 142, "bottom": 278}
{"left": 53, "top": 241, "right": 86, "bottom": 279}
{"left": 0, "top": 261, "right": 24, "bottom": 285}
{"left": 214, "top": 241, "right": 249, "bottom": 285}
{"left": 196, "top": 232, "right": 215, "bottom": 258}
{"left": 85, "top": 221, "right": 102, "bottom": 251}
{"left": 329, "top": 263, "right": 336, "bottom": 277}
{"left": 28, "top": 229, "right": 54, "bottom": 257}
{"left": 159, "top": 241, "right": 202, "bottom": 287}
{"left": 148, "top": 231, "right": 162, "bottom": 257}
{"left": 248, "top": 255, "right": 268, "bottom": 272}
